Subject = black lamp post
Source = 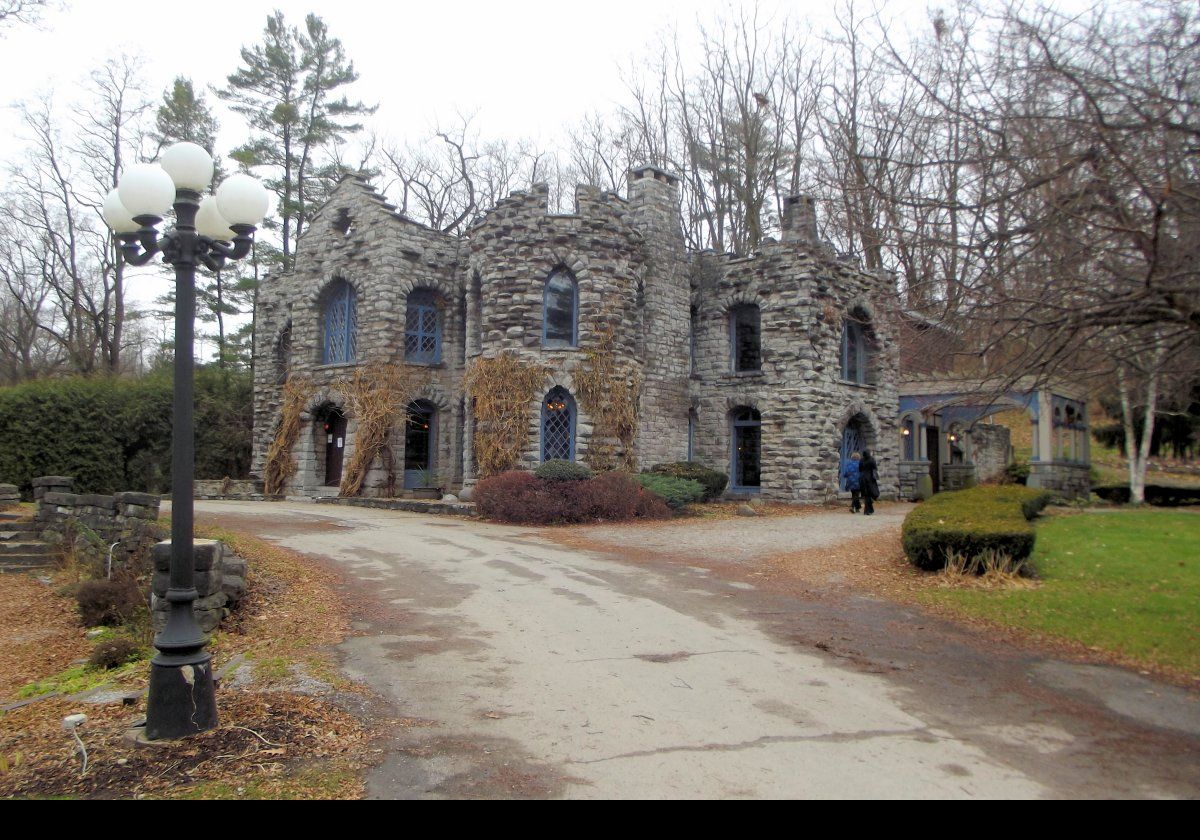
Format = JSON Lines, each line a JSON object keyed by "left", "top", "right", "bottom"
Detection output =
{"left": 105, "top": 143, "right": 268, "bottom": 740}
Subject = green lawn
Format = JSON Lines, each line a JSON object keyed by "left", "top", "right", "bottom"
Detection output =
{"left": 925, "top": 509, "right": 1200, "bottom": 676}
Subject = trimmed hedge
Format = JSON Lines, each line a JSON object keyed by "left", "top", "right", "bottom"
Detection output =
{"left": 634, "top": 473, "right": 706, "bottom": 510}
{"left": 475, "top": 470, "right": 670, "bottom": 524}
{"left": 534, "top": 459, "right": 594, "bottom": 482}
{"left": 648, "top": 462, "right": 728, "bottom": 501}
{"left": 1093, "top": 484, "right": 1200, "bottom": 507}
{"left": 0, "top": 369, "right": 252, "bottom": 495}
{"left": 902, "top": 485, "right": 1053, "bottom": 571}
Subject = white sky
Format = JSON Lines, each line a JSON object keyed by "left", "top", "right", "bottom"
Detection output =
{"left": 0, "top": 0, "right": 923, "bottom": 359}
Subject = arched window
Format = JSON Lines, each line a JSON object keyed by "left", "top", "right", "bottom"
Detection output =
{"left": 731, "top": 406, "right": 762, "bottom": 490}
{"left": 901, "top": 414, "right": 917, "bottom": 461}
{"left": 322, "top": 279, "right": 357, "bottom": 364}
{"left": 405, "top": 289, "right": 442, "bottom": 364}
{"left": 730, "top": 304, "right": 761, "bottom": 373}
{"left": 543, "top": 268, "right": 578, "bottom": 347}
{"left": 542, "top": 387, "right": 576, "bottom": 462}
{"left": 841, "top": 311, "right": 875, "bottom": 385}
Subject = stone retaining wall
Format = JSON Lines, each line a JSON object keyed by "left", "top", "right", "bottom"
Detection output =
{"left": 1029, "top": 462, "right": 1091, "bottom": 500}
{"left": 0, "top": 483, "right": 17, "bottom": 510}
{"left": 32, "top": 476, "right": 162, "bottom": 565}
{"left": 151, "top": 540, "right": 247, "bottom": 634}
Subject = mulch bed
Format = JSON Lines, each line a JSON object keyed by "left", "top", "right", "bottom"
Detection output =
{"left": 0, "top": 690, "right": 367, "bottom": 799}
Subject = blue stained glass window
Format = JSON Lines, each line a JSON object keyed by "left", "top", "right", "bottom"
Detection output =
{"left": 323, "top": 279, "right": 357, "bottom": 364}
{"left": 405, "top": 289, "right": 442, "bottom": 363}
{"left": 542, "top": 387, "right": 576, "bottom": 462}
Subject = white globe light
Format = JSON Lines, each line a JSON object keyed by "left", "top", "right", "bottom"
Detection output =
{"left": 117, "top": 163, "right": 175, "bottom": 218}
{"left": 216, "top": 174, "right": 270, "bottom": 226}
{"left": 196, "top": 196, "right": 235, "bottom": 241}
{"left": 102, "top": 189, "right": 139, "bottom": 234}
{"left": 160, "top": 142, "right": 214, "bottom": 191}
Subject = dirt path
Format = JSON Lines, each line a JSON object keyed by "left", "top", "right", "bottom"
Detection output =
{"left": 196, "top": 501, "right": 1200, "bottom": 799}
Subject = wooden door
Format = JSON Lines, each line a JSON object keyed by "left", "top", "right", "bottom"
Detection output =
{"left": 926, "top": 426, "right": 941, "bottom": 494}
{"left": 325, "top": 410, "right": 347, "bottom": 486}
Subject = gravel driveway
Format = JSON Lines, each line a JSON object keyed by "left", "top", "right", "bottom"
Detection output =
{"left": 571, "top": 502, "right": 912, "bottom": 563}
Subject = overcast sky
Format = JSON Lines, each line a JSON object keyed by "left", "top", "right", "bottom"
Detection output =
{"left": 0, "top": 0, "right": 824, "bottom": 164}
{"left": 0, "top": 0, "right": 924, "bottom": 358}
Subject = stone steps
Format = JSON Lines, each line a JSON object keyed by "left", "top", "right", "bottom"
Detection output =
{"left": 0, "top": 515, "right": 56, "bottom": 572}
{"left": 0, "top": 541, "right": 54, "bottom": 556}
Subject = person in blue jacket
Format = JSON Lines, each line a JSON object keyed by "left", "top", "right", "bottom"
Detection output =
{"left": 840, "top": 451, "right": 862, "bottom": 513}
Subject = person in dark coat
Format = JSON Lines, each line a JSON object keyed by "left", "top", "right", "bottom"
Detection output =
{"left": 859, "top": 449, "right": 880, "bottom": 515}
{"left": 840, "top": 451, "right": 862, "bottom": 513}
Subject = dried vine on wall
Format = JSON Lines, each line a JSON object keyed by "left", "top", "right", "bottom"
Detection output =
{"left": 264, "top": 377, "right": 315, "bottom": 496}
{"left": 339, "top": 362, "right": 428, "bottom": 498}
{"left": 575, "top": 324, "right": 643, "bottom": 472}
{"left": 464, "top": 353, "right": 548, "bottom": 477}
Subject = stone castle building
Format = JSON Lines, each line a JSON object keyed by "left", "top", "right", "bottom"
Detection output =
{"left": 252, "top": 165, "right": 976, "bottom": 503}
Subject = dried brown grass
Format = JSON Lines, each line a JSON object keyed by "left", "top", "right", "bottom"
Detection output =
{"left": 264, "top": 378, "right": 315, "bottom": 496}
{"left": 339, "top": 363, "right": 427, "bottom": 498}
{"left": 464, "top": 353, "right": 548, "bottom": 477}
{"left": 575, "top": 323, "right": 642, "bottom": 472}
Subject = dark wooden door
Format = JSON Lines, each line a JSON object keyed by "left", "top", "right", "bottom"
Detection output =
{"left": 325, "top": 410, "right": 347, "bottom": 486}
{"left": 926, "top": 426, "right": 941, "bottom": 494}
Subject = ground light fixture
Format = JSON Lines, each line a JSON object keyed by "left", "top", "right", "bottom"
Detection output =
{"left": 104, "top": 142, "right": 268, "bottom": 741}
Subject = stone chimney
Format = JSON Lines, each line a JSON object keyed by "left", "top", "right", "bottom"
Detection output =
{"left": 781, "top": 195, "right": 819, "bottom": 245}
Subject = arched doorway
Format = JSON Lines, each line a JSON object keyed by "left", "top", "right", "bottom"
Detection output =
{"left": 840, "top": 414, "right": 872, "bottom": 491}
{"left": 731, "top": 406, "right": 762, "bottom": 491}
{"left": 316, "top": 405, "right": 348, "bottom": 487}
{"left": 404, "top": 400, "right": 437, "bottom": 489}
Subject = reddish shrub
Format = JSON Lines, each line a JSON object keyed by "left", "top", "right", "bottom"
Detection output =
{"left": 476, "top": 470, "right": 670, "bottom": 524}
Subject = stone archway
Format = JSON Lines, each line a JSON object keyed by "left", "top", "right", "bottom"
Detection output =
{"left": 839, "top": 412, "right": 875, "bottom": 491}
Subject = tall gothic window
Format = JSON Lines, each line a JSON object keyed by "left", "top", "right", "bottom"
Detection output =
{"left": 542, "top": 387, "right": 576, "bottom": 462}
{"left": 322, "top": 279, "right": 357, "bottom": 364}
{"left": 840, "top": 312, "right": 874, "bottom": 385}
{"left": 405, "top": 289, "right": 442, "bottom": 364}
{"left": 730, "top": 304, "right": 761, "bottom": 373}
{"left": 543, "top": 268, "right": 578, "bottom": 347}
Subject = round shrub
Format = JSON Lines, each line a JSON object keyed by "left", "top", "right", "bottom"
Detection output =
{"left": 76, "top": 579, "right": 143, "bottom": 628}
{"left": 534, "top": 459, "right": 594, "bottom": 482}
{"left": 88, "top": 637, "right": 143, "bottom": 670}
{"left": 649, "top": 462, "right": 728, "bottom": 501}
{"left": 635, "top": 473, "right": 705, "bottom": 510}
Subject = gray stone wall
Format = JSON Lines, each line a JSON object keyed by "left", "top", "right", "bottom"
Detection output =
{"left": 33, "top": 476, "right": 162, "bottom": 565}
{"left": 151, "top": 540, "right": 247, "bottom": 634}
{"left": 941, "top": 464, "right": 978, "bottom": 492}
{"left": 898, "top": 461, "right": 928, "bottom": 500}
{"left": 251, "top": 172, "right": 904, "bottom": 504}
{"left": 971, "top": 423, "right": 1012, "bottom": 483}
{"left": 1029, "top": 462, "right": 1091, "bottom": 499}
{"left": 689, "top": 240, "right": 901, "bottom": 503}
{"left": 0, "top": 483, "right": 18, "bottom": 510}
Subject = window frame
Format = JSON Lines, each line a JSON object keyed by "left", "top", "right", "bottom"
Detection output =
{"left": 542, "top": 268, "right": 579, "bottom": 348}
{"left": 541, "top": 386, "right": 577, "bottom": 463}
{"left": 405, "top": 289, "right": 443, "bottom": 365}
{"left": 322, "top": 279, "right": 358, "bottom": 365}
{"left": 729, "top": 304, "right": 762, "bottom": 374}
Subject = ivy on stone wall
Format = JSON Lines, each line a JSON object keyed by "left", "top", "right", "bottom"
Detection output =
{"left": 339, "top": 363, "right": 428, "bottom": 498}
{"left": 263, "top": 377, "right": 314, "bottom": 496}
{"left": 464, "top": 353, "right": 548, "bottom": 478}
{"left": 575, "top": 324, "right": 643, "bottom": 472}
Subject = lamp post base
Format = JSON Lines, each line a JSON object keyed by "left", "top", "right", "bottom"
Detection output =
{"left": 144, "top": 656, "right": 218, "bottom": 741}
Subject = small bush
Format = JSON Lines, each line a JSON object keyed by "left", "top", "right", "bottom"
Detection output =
{"left": 88, "top": 637, "right": 144, "bottom": 670}
{"left": 1005, "top": 460, "right": 1030, "bottom": 485}
{"left": 634, "top": 474, "right": 705, "bottom": 510}
{"left": 76, "top": 579, "right": 143, "bottom": 628}
{"left": 649, "top": 462, "right": 728, "bottom": 501}
{"left": 902, "top": 485, "right": 1052, "bottom": 572}
{"left": 475, "top": 470, "right": 670, "bottom": 524}
{"left": 534, "top": 459, "right": 594, "bottom": 482}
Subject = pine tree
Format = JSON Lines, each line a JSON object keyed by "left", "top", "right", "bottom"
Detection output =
{"left": 217, "top": 12, "right": 374, "bottom": 270}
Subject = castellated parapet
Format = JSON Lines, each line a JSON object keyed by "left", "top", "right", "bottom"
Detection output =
{"left": 252, "top": 170, "right": 902, "bottom": 503}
